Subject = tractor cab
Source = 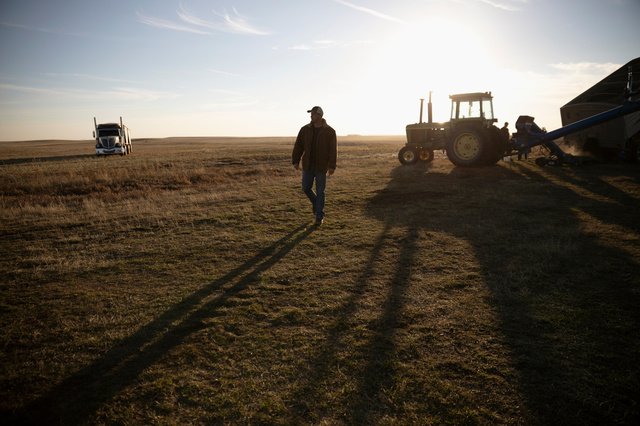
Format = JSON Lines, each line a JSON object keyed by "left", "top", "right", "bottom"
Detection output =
{"left": 449, "top": 92, "right": 497, "bottom": 126}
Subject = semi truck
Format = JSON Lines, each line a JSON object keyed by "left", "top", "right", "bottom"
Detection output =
{"left": 93, "top": 117, "right": 132, "bottom": 156}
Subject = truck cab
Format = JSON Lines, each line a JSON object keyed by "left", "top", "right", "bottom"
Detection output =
{"left": 93, "top": 117, "right": 132, "bottom": 156}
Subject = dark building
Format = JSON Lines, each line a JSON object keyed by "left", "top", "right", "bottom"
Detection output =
{"left": 560, "top": 57, "right": 640, "bottom": 159}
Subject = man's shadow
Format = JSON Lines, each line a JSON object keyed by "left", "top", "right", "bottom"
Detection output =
{"left": 6, "top": 223, "right": 316, "bottom": 425}
{"left": 291, "top": 160, "right": 640, "bottom": 424}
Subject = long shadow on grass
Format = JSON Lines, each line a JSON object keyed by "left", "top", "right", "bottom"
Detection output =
{"left": 527, "top": 161, "right": 640, "bottom": 231}
{"left": 363, "top": 162, "right": 640, "bottom": 424}
{"left": 9, "top": 223, "right": 315, "bottom": 425}
{"left": 346, "top": 226, "right": 419, "bottom": 424}
{"left": 292, "top": 161, "right": 640, "bottom": 424}
{"left": 507, "top": 162, "right": 640, "bottom": 423}
{"left": 288, "top": 170, "right": 426, "bottom": 423}
{"left": 289, "top": 221, "right": 396, "bottom": 420}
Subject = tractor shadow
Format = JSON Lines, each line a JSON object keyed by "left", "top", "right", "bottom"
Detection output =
{"left": 295, "top": 159, "right": 640, "bottom": 424}
{"left": 7, "top": 223, "right": 315, "bottom": 425}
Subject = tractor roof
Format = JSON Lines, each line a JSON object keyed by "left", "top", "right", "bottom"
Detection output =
{"left": 449, "top": 92, "right": 493, "bottom": 101}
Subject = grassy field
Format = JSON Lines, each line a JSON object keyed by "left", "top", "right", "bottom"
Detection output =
{"left": 1, "top": 136, "right": 639, "bottom": 425}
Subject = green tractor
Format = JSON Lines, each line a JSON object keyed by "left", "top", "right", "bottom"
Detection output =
{"left": 399, "top": 91, "right": 509, "bottom": 167}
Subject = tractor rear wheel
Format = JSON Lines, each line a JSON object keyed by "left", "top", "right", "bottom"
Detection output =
{"left": 399, "top": 146, "right": 419, "bottom": 165}
{"left": 419, "top": 148, "right": 434, "bottom": 163}
{"left": 446, "top": 129, "right": 486, "bottom": 167}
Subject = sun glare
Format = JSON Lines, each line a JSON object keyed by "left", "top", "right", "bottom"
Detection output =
{"left": 345, "top": 16, "right": 502, "bottom": 132}
{"left": 405, "top": 19, "right": 495, "bottom": 91}
{"left": 332, "top": 14, "right": 560, "bottom": 135}
{"left": 331, "top": 14, "right": 556, "bottom": 135}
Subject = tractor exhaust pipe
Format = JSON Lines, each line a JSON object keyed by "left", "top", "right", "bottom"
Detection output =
{"left": 418, "top": 91, "right": 434, "bottom": 124}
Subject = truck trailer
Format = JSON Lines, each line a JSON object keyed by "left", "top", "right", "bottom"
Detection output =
{"left": 560, "top": 57, "right": 640, "bottom": 161}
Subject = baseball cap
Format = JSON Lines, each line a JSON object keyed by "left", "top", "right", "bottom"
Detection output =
{"left": 307, "top": 106, "right": 323, "bottom": 115}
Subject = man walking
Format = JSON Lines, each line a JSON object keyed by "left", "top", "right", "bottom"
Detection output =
{"left": 292, "top": 106, "right": 337, "bottom": 226}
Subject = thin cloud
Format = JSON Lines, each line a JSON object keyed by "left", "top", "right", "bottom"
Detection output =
{"left": 474, "top": 0, "right": 528, "bottom": 11}
{"left": 514, "top": 62, "right": 624, "bottom": 109}
{"left": 0, "top": 83, "right": 65, "bottom": 96}
{"left": 546, "top": 62, "right": 623, "bottom": 100}
{"left": 551, "top": 62, "right": 621, "bottom": 74}
{"left": 332, "top": 0, "right": 405, "bottom": 24}
{"left": 104, "top": 87, "right": 179, "bottom": 102}
{"left": 288, "top": 44, "right": 312, "bottom": 51}
{"left": 45, "top": 73, "right": 138, "bottom": 84}
{"left": 0, "top": 83, "right": 178, "bottom": 102}
{"left": 136, "top": 11, "right": 210, "bottom": 35}
{"left": 177, "top": 4, "right": 271, "bottom": 35}
{"left": 212, "top": 7, "right": 271, "bottom": 35}
{"left": 1, "top": 21, "right": 71, "bottom": 35}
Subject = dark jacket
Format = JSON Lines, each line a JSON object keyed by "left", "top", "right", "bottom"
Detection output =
{"left": 292, "top": 119, "right": 337, "bottom": 172}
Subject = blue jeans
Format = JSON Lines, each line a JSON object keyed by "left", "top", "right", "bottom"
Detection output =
{"left": 302, "top": 170, "right": 326, "bottom": 220}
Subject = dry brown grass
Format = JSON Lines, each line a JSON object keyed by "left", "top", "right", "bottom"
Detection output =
{"left": 1, "top": 137, "right": 639, "bottom": 425}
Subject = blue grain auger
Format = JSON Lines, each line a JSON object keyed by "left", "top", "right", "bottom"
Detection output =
{"left": 512, "top": 65, "right": 640, "bottom": 166}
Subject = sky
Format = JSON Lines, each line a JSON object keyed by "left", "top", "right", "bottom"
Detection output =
{"left": 1, "top": 0, "right": 639, "bottom": 141}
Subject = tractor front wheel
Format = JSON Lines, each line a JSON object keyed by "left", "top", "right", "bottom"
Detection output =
{"left": 446, "top": 129, "right": 486, "bottom": 167}
{"left": 399, "top": 146, "right": 419, "bottom": 165}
